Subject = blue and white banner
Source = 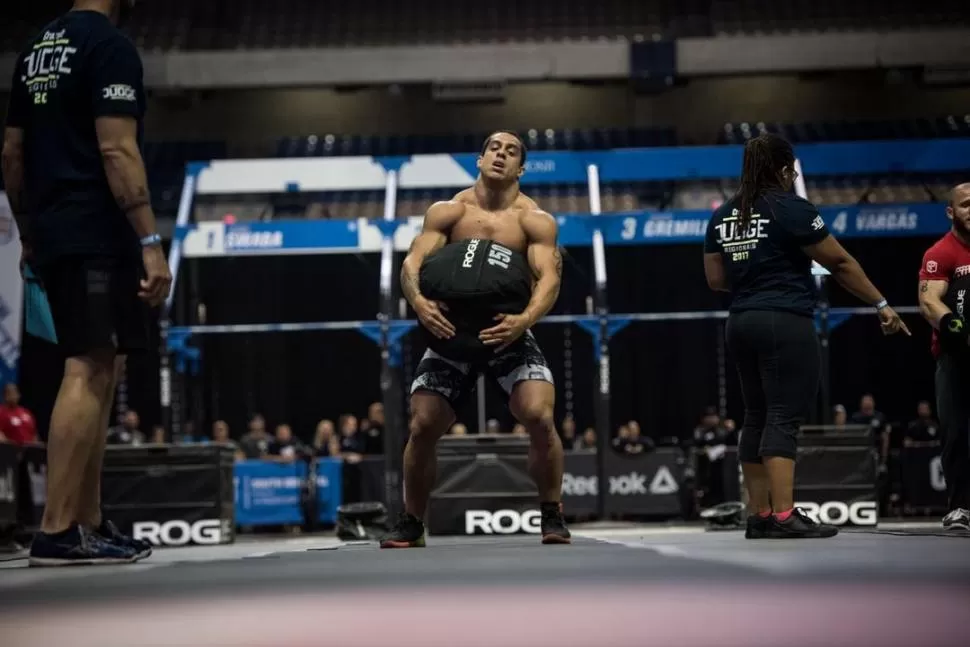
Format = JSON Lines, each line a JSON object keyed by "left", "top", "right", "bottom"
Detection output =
{"left": 181, "top": 202, "right": 950, "bottom": 257}
{"left": 191, "top": 140, "right": 970, "bottom": 193}
{"left": 233, "top": 459, "right": 342, "bottom": 527}
{"left": 557, "top": 202, "right": 950, "bottom": 247}
{"left": 0, "top": 192, "right": 22, "bottom": 387}
{"left": 183, "top": 220, "right": 362, "bottom": 257}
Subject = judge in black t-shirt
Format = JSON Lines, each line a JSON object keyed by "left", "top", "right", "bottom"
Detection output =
{"left": 3, "top": 0, "right": 170, "bottom": 566}
{"left": 362, "top": 402, "right": 385, "bottom": 455}
{"left": 703, "top": 133, "right": 909, "bottom": 540}
{"left": 268, "top": 424, "right": 307, "bottom": 463}
{"left": 905, "top": 401, "right": 941, "bottom": 445}
{"left": 851, "top": 393, "right": 892, "bottom": 468}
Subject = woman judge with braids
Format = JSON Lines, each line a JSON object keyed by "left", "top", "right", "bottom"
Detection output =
{"left": 703, "top": 134, "right": 910, "bottom": 539}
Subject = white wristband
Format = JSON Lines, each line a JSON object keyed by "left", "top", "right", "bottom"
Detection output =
{"left": 875, "top": 299, "right": 888, "bottom": 310}
{"left": 140, "top": 233, "right": 162, "bottom": 247}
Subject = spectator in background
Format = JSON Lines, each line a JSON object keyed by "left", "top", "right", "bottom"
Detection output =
{"left": 211, "top": 420, "right": 243, "bottom": 460}
{"left": 560, "top": 414, "right": 579, "bottom": 450}
{"left": 833, "top": 405, "right": 847, "bottom": 427}
{"left": 210, "top": 420, "right": 229, "bottom": 444}
{"left": 107, "top": 410, "right": 144, "bottom": 446}
{"left": 852, "top": 394, "right": 893, "bottom": 515}
{"left": 313, "top": 419, "right": 339, "bottom": 457}
{"left": 579, "top": 427, "right": 597, "bottom": 450}
{"left": 269, "top": 424, "right": 305, "bottom": 463}
{"left": 174, "top": 420, "right": 204, "bottom": 444}
{"left": 905, "top": 401, "right": 940, "bottom": 446}
{"left": 449, "top": 423, "right": 468, "bottom": 436}
{"left": 486, "top": 419, "right": 502, "bottom": 435}
{"left": 339, "top": 414, "right": 364, "bottom": 457}
{"left": 338, "top": 414, "right": 365, "bottom": 504}
{"left": 611, "top": 424, "right": 631, "bottom": 453}
{"left": 626, "top": 421, "right": 654, "bottom": 453}
{"left": 851, "top": 394, "right": 891, "bottom": 471}
{"left": 512, "top": 423, "right": 527, "bottom": 437}
{"left": 363, "top": 401, "right": 384, "bottom": 454}
{"left": 239, "top": 414, "right": 272, "bottom": 459}
{"left": 693, "top": 408, "right": 735, "bottom": 508}
{"left": 692, "top": 407, "right": 724, "bottom": 448}
{"left": 150, "top": 425, "right": 166, "bottom": 444}
{"left": 0, "top": 383, "right": 38, "bottom": 445}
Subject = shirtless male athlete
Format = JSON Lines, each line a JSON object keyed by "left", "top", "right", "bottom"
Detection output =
{"left": 381, "top": 131, "right": 570, "bottom": 547}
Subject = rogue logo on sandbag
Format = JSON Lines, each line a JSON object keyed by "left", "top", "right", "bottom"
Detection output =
{"left": 795, "top": 501, "right": 877, "bottom": 526}
{"left": 462, "top": 239, "right": 481, "bottom": 268}
{"left": 465, "top": 509, "right": 541, "bottom": 535}
{"left": 132, "top": 519, "right": 223, "bottom": 546}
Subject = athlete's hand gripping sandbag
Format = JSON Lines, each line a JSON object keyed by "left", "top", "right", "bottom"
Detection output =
{"left": 419, "top": 239, "right": 532, "bottom": 362}
{"left": 940, "top": 273, "right": 970, "bottom": 359}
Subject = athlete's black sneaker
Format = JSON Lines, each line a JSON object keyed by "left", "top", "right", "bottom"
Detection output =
{"left": 763, "top": 508, "right": 839, "bottom": 539}
{"left": 744, "top": 513, "right": 772, "bottom": 539}
{"left": 98, "top": 519, "right": 153, "bottom": 560}
{"left": 540, "top": 502, "right": 571, "bottom": 545}
{"left": 29, "top": 524, "right": 139, "bottom": 567}
{"left": 379, "top": 512, "right": 426, "bottom": 548}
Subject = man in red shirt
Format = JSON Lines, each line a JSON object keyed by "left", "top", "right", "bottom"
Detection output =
{"left": 918, "top": 182, "right": 970, "bottom": 532}
{"left": 0, "top": 383, "right": 37, "bottom": 446}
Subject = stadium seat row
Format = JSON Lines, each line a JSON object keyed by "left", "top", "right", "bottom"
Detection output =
{"left": 3, "top": 0, "right": 966, "bottom": 53}
{"left": 274, "top": 128, "right": 677, "bottom": 158}
{"left": 188, "top": 175, "right": 959, "bottom": 224}
{"left": 720, "top": 116, "right": 970, "bottom": 144}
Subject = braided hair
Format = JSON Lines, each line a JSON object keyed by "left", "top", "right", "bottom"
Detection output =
{"left": 735, "top": 133, "right": 795, "bottom": 228}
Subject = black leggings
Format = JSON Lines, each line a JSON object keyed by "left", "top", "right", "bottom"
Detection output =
{"left": 727, "top": 310, "right": 820, "bottom": 463}
{"left": 936, "top": 354, "right": 970, "bottom": 511}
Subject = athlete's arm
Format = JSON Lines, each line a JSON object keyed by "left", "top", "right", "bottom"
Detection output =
{"left": 400, "top": 201, "right": 457, "bottom": 307}
{"left": 703, "top": 253, "right": 729, "bottom": 292}
{"left": 2, "top": 55, "right": 28, "bottom": 235}
{"left": 96, "top": 116, "right": 156, "bottom": 238}
{"left": 0, "top": 127, "right": 25, "bottom": 229}
{"left": 521, "top": 210, "right": 562, "bottom": 326}
{"left": 804, "top": 235, "right": 910, "bottom": 335}
{"left": 96, "top": 116, "right": 171, "bottom": 307}
{"left": 702, "top": 212, "right": 728, "bottom": 292}
{"left": 918, "top": 279, "right": 951, "bottom": 330}
{"left": 802, "top": 236, "right": 885, "bottom": 306}
{"left": 92, "top": 35, "right": 170, "bottom": 306}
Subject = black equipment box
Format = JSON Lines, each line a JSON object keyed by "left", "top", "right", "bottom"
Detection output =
{"left": 101, "top": 444, "right": 235, "bottom": 547}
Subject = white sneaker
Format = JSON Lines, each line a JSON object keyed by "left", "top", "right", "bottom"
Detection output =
{"left": 941, "top": 508, "right": 970, "bottom": 532}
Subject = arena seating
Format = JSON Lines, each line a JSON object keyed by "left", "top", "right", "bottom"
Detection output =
{"left": 274, "top": 127, "right": 677, "bottom": 159}
{"left": 719, "top": 116, "right": 970, "bottom": 144}
{"left": 3, "top": 0, "right": 966, "bottom": 53}
{"left": 143, "top": 141, "right": 228, "bottom": 213}
{"left": 709, "top": 0, "right": 966, "bottom": 36}
{"left": 3, "top": 121, "right": 953, "bottom": 217}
